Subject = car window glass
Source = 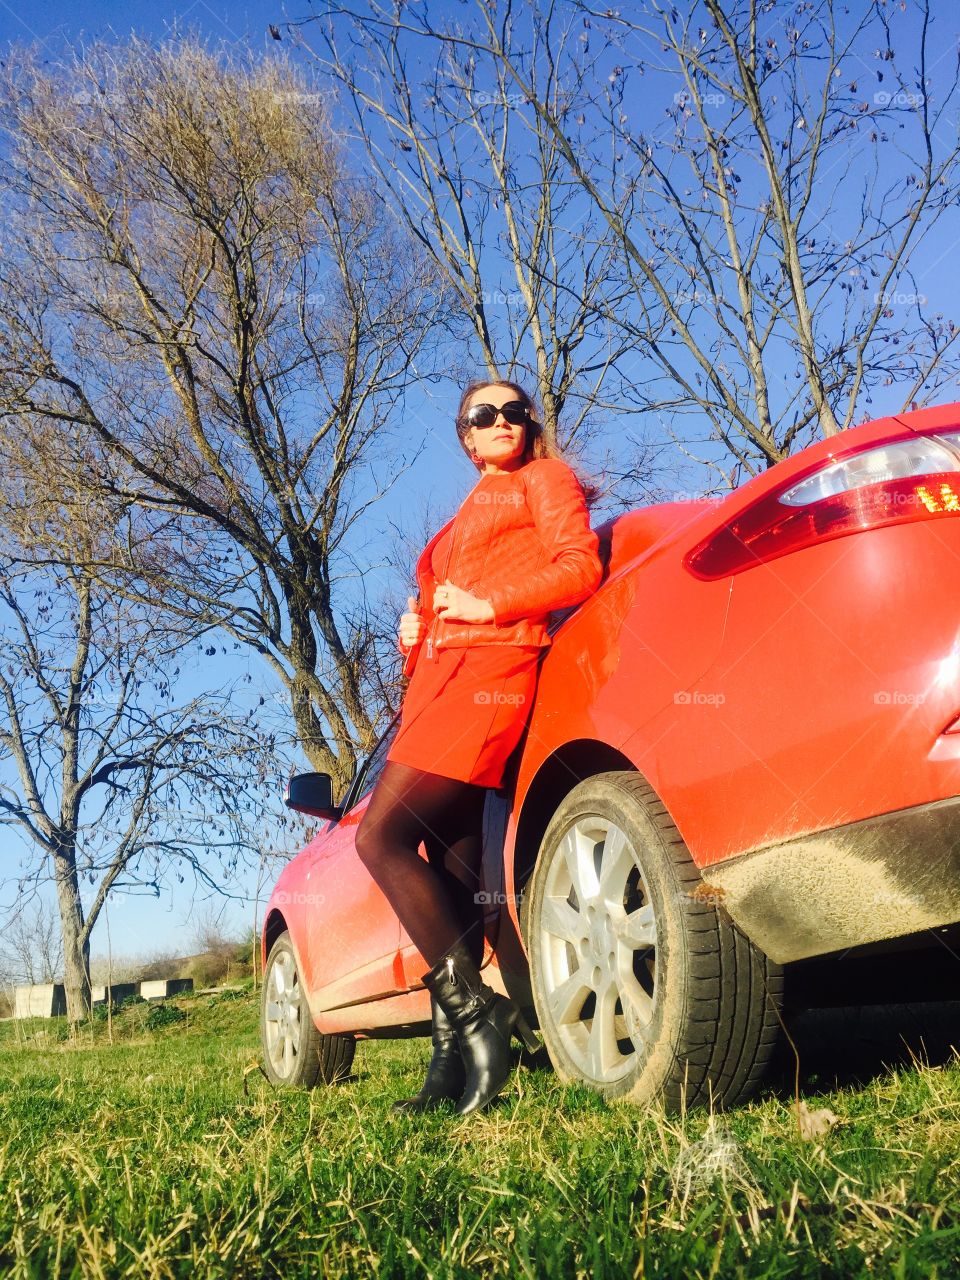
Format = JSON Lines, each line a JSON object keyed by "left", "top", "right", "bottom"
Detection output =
{"left": 345, "top": 718, "right": 399, "bottom": 810}
{"left": 362, "top": 723, "right": 398, "bottom": 796}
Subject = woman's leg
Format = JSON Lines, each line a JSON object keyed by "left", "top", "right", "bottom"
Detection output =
{"left": 358, "top": 759, "right": 540, "bottom": 1115}
{"left": 422, "top": 794, "right": 487, "bottom": 968}
{"left": 355, "top": 760, "right": 487, "bottom": 970}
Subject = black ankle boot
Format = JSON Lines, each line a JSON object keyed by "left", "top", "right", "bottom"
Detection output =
{"left": 391, "top": 994, "right": 466, "bottom": 1112}
{"left": 421, "top": 941, "right": 540, "bottom": 1116}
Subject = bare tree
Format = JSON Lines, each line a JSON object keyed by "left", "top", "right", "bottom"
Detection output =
{"left": 0, "top": 899, "right": 63, "bottom": 986}
{"left": 0, "top": 35, "right": 448, "bottom": 793}
{"left": 304, "top": 0, "right": 960, "bottom": 488}
{"left": 187, "top": 901, "right": 246, "bottom": 986}
{"left": 293, "top": 4, "right": 670, "bottom": 491}
{"left": 0, "top": 429, "right": 276, "bottom": 1023}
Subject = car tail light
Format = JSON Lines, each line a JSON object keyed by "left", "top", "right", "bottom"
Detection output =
{"left": 684, "top": 429, "right": 960, "bottom": 579}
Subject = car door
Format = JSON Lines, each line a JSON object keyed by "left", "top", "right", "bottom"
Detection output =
{"left": 300, "top": 718, "right": 404, "bottom": 1010}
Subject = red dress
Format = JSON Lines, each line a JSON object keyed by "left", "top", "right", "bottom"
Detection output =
{"left": 386, "top": 527, "right": 543, "bottom": 788}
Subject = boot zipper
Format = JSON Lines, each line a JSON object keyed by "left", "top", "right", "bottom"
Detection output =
{"left": 443, "top": 954, "right": 487, "bottom": 1014}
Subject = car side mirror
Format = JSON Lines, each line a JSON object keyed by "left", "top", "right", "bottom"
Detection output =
{"left": 284, "top": 772, "right": 343, "bottom": 821}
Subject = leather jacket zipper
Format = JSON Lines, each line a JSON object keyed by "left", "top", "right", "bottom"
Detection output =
{"left": 427, "top": 507, "right": 467, "bottom": 662}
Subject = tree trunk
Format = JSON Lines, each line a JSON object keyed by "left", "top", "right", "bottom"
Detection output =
{"left": 53, "top": 852, "right": 91, "bottom": 1023}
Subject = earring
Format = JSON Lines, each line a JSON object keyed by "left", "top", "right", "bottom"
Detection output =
{"left": 470, "top": 453, "right": 481, "bottom": 464}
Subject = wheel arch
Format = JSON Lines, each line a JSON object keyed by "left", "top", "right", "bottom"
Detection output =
{"left": 262, "top": 908, "right": 289, "bottom": 968}
{"left": 513, "top": 739, "right": 657, "bottom": 932}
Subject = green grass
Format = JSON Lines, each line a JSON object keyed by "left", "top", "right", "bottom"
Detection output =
{"left": 2, "top": 992, "right": 959, "bottom": 1278}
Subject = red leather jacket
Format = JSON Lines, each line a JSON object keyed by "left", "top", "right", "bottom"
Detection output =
{"left": 398, "top": 457, "right": 603, "bottom": 678}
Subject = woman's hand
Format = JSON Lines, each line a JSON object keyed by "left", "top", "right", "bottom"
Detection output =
{"left": 433, "top": 579, "right": 495, "bottom": 624}
{"left": 399, "top": 596, "right": 426, "bottom": 650}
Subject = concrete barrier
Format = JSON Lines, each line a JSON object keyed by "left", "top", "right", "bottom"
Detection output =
{"left": 91, "top": 983, "right": 137, "bottom": 1007}
{"left": 14, "top": 984, "right": 66, "bottom": 1018}
{"left": 138, "top": 978, "right": 194, "bottom": 1000}
{"left": 12, "top": 976, "right": 195, "bottom": 1017}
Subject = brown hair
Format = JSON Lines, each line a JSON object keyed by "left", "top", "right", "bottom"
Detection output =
{"left": 455, "top": 379, "right": 600, "bottom": 506}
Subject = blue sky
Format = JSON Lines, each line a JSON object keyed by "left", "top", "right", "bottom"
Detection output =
{"left": 1, "top": 0, "right": 959, "bottom": 968}
{"left": 0, "top": 0, "right": 282, "bottom": 52}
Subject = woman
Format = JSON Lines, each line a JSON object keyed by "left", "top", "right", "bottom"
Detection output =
{"left": 355, "top": 379, "right": 603, "bottom": 1116}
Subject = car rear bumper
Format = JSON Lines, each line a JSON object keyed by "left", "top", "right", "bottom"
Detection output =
{"left": 699, "top": 794, "right": 960, "bottom": 962}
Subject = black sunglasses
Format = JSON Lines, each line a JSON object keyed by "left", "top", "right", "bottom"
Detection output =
{"left": 460, "top": 399, "right": 530, "bottom": 430}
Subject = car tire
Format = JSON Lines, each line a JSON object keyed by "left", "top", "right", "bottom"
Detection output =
{"left": 525, "top": 771, "right": 783, "bottom": 1110}
{"left": 260, "top": 930, "right": 356, "bottom": 1088}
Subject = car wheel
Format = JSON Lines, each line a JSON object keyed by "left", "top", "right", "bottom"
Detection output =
{"left": 260, "top": 931, "right": 356, "bottom": 1088}
{"left": 526, "top": 771, "right": 783, "bottom": 1109}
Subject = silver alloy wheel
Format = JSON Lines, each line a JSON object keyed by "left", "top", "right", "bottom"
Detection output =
{"left": 263, "top": 947, "right": 304, "bottom": 1080}
{"left": 528, "top": 773, "right": 784, "bottom": 1109}
{"left": 538, "top": 814, "right": 657, "bottom": 1086}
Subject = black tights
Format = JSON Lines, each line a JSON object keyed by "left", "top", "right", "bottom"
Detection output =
{"left": 355, "top": 760, "right": 489, "bottom": 971}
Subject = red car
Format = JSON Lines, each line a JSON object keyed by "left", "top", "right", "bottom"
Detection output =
{"left": 260, "top": 402, "right": 960, "bottom": 1108}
